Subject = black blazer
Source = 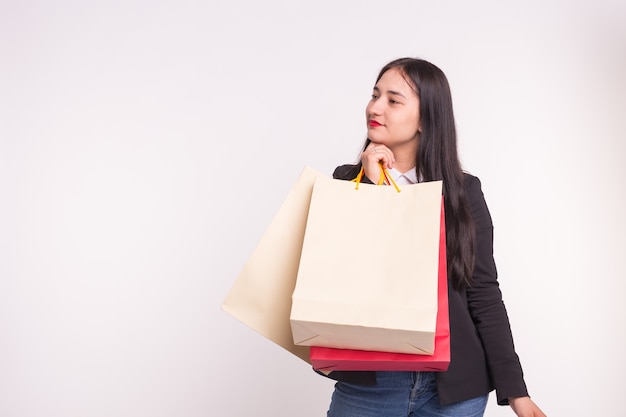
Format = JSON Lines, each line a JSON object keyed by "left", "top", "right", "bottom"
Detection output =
{"left": 324, "top": 164, "right": 529, "bottom": 406}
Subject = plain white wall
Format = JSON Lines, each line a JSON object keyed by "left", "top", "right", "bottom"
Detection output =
{"left": 1, "top": 0, "right": 625, "bottom": 416}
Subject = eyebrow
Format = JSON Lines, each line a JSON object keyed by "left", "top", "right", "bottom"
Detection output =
{"left": 373, "top": 86, "right": 406, "bottom": 98}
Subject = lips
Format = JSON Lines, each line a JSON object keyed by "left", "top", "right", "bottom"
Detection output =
{"left": 368, "top": 120, "right": 382, "bottom": 127}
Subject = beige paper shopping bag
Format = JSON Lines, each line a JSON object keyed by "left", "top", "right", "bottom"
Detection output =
{"left": 222, "top": 166, "right": 326, "bottom": 364}
{"left": 290, "top": 176, "right": 443, "bottom": 355}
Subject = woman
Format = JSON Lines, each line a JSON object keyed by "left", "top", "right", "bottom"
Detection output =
{"left": 323, "top": 58, "right": 546, "bottom": 417}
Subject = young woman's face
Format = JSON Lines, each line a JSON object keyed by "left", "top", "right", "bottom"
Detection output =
{"left": 365, "top": 67, "right": 421, "bottom": 150}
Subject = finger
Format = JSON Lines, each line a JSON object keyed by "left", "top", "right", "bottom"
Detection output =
{"left": 369, "top": 145, "right": 395, "bottom": 168}
{"left": 365, "top": 148, "right": 388, "bottom": 167}
{"left": 363, "top": 146, "right": 382, "bottom": 162}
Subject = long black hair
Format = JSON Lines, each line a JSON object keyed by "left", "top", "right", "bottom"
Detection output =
{"left": 365, "top": 57, "right": 475, "bottom": 289}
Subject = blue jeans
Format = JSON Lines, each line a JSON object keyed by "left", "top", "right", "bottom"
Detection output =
{"left": 327, "top": 371, "right": 488, "bottom": 417}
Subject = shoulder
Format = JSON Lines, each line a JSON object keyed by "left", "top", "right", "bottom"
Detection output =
{"left": 462, "top": 172, "right": 492, "bottom": 229}
{"left": 332, "top": 163, "right": 362, "bottom": 181}
{"left": 462, "top": 172, "right": 482, "bottom": 194}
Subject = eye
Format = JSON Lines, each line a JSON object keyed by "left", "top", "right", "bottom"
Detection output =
{"left": 371, "top": 94, "right": 379, "bottom": 100}
{"left": 389, "top": 99, "right": 399, "bottom": 104}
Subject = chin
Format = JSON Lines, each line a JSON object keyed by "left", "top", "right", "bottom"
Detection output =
{"left": 367, "top": 133, "right": 384, "bottom": 143}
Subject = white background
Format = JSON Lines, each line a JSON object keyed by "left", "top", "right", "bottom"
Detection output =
{"left": 1, "top": 1, "right": 625, "bottom": 416}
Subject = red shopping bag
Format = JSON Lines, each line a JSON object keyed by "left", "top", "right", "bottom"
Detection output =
{"left": 310, "top": 199, "right": 449, "bottom": 371}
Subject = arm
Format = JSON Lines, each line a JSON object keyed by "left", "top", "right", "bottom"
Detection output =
{"left": 467, "top": 176, "right": 547, "bottom": 415}
{"left": 332, "top": 164, "right": 372, "bottom": 183}
{"left": 464, "top": 175, "right": 528, "bottom": 404}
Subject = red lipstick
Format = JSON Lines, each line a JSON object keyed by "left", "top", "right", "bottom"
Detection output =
{"left": 368, "top": 120, "right": 382, "bottom": 127}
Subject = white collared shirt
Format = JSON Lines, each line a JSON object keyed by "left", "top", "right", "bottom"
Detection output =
{"left": 387, "top": 167, "right": 419, "bottom": 185}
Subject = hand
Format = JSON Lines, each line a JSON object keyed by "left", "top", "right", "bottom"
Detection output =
{"left": 509, "top": 396, "right": 546, "bottom": 417}
{"left": 361, "top": 143, "right": 395, "bottom": 184}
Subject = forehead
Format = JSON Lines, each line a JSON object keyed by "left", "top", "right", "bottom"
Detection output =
{"left": 375, "top": 68, "right": 415, "bottom": 94}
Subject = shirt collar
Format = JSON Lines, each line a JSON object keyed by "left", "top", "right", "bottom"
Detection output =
{"left": 387, "top": 167, "right": 419, "bottom": 185}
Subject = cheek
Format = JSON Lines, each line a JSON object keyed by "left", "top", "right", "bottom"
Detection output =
{"left": 407, "top": 110, "right": 420, "bottom": 129}
{"left": 400, "top": 114, "right": 420, "bottom": 134}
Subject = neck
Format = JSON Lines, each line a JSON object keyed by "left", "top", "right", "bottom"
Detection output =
{"left": 393, "top": 159, "right": 416, "bottom": 174}
{"left": 389, "top": 140, "right": 418, "bottom": 173}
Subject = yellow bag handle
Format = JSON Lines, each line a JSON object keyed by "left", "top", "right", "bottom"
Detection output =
{"left": 351, "top": 163, "right": 401, "bottom": 192}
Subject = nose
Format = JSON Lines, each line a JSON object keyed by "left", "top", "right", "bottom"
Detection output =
{"left": 367, "top": 99, "right": 383, "bottom": 116}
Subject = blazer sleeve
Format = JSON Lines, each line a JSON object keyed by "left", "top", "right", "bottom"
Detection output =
{"left": 465, "top": 175, "right": 529, "bottom": 405}
{"left": 332, "top": 164, "right": 373, "bottom": 184}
